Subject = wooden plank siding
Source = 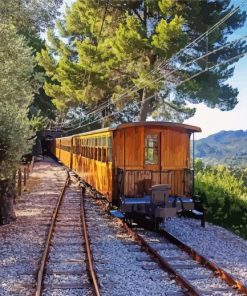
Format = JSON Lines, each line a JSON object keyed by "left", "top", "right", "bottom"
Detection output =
{"left": 53, "top": 122, "right": 199, "bottom": 202}
{"left": 161, "top": 128, "right": 189, "bottom": 169}
{"left": 71, "top": 132, "right": 114, "bottom": 201}
{"left": 115, "top": 126, "right": 192, "bottom": 198}
{"left": 59, "top": 137, "right": 72, "bottom": 168}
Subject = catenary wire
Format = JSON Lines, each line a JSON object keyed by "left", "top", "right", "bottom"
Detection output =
{"left": 63, "top": 50, "right": 247, "bottom": 134}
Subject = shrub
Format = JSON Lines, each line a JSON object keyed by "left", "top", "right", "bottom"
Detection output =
{"left": 195, "top": 159, "right": 247, "bottom": 239}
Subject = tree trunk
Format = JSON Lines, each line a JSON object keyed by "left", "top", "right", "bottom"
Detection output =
{"left": 0, "top": 177, "right": 16, "bottom": 225}
{"left": 101, "top": 107, "right": 110, "bottom": 128}
{"left": 138, "top": 88, "right": 150, "bottom": 121}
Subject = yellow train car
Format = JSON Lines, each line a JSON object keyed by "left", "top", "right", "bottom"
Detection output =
{"left": 53, "top": 122, "right": 201, "bottom": 204}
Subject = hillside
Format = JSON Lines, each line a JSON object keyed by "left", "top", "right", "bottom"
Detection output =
{"left": 194, "top": 130, "right": 247, "bottom": 167}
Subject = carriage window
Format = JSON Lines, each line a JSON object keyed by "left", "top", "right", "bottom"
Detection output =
{"left": 94, "top": 147, "right": 97, "bottom": 160}
{"left": 102, "top": 148, "right": 106, "bottom": 162}
{"left": 108, "top": 136, "right": 112, "bottom": 147}
{"left": 145, "top": 134, "right": 158, "bottom": 164}
{"left": 97, "top": 148, "right": 101, "bottom": 161}
{"left": 107, "top": 148, "right": 112, "bottom": 162}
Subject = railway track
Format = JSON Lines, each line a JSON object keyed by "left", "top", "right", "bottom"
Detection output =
{"left": 82, "top": 188, "right": 247, "bottom": 296}
{"left": 34, "top": 168, "right": 247, "bottom": 296}
{"left": 83, "top": 193, "right": 186, "bottom": 295}
{"left": 123, "top": 224, "right": 247, "bottom": 296}
{"left": 35, "top": 172, "right": 100, "bottom": 296}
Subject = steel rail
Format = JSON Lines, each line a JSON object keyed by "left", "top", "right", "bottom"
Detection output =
{"left": 122, "top": 222, "right": 202, "bottom": 296}
{"left": 80, "top": 187, "right": 101, "bottom": 296}
{"left": 160, "top": 229, "right": 247, "bottom": 295}
{"left": 70, "top": 177, "right": 247, "bottom": 295}
{"left": 83, "top": 186, "right": 201, "bottom": 295}
{"left": 35, "top": 171, "right": 69, "bottom": 296}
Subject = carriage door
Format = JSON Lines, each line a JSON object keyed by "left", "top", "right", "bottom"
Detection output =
{"left": 144, "top": 132, "right": 161, "bottom": 186}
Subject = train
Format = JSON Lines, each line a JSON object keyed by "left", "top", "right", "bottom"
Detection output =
{"left": 51, "top": 121, "right": 203, "bottom": 229}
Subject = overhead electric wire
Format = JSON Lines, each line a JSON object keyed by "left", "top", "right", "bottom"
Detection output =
{"left": 67, "top": 33, "right": 247, "bottom": 130}
{"left": 155, "top": 0, "right": 247, "bottom": 71}
{"left": 61, "top": 0, "right": 247, "bottom": 131}
{"left": 63, "top": 49, "right": 247, "bottom": 134}
{"left": 85, "top": 0, "right": 247, "bottom": 117}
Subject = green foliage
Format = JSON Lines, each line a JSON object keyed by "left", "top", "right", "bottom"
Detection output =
{"left": 0, "top": 0, "right": 62, "bottom": 223}
{"left": 0, "top": 24, "right": 36, "bottom": 180}
{"left": 0, "top": 0, "right": 63, "bottom": 32}
{"left": 37, "top": 0, "right": 246, "bottom": 124}
{"left": 23, "top": 32, "right": 57, "bottom": 120}
{"left": 195, "top": 160, "right": 247, "bottom": 239}
{"left": 0, "top": 0, "right": 63, "bottom": 120}
{"left": 175, "top": 0, "right": 246, "bottom": 110}
{"left": 37, "top": 0, "right": 190, "bottom": 121}
{"left": 231, "top": 168, "right": 247, "bottom": 188}
{"left": 0, "top": 103, "right": 34, "bottom": 180}
{"left": 0, "top": 25, "right": 35, "bottom": 108}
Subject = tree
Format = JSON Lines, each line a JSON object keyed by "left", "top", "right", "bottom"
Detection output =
{"left": 38, "top": 0, "right": 246, "bottom": 125}
{"left": 24, "top": 32, "right": 57, "bottom": 119}
{"left": 0, "top": 24, "right": 35, "bottom": 223}
{"left": 0, "top": 0, "right": 63, "bottom": 120}
{"left": 0, "top": 0, "right": 63, "bottom": 31}
{"left": 0, "top": 0, "right": 63, "bottom": 224}
{"left": 195, "top": 160, "right": 247, "bottom": 239}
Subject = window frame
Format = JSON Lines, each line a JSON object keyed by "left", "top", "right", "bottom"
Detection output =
{"left": 144, "top": 133, "right": 159, "bottom": 165}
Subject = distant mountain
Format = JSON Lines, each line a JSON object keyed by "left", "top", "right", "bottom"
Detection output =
{"left": 194, "top": 130, "right": 247, "bottom": 167}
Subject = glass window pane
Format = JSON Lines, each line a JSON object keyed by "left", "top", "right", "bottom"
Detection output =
{"left": 98, "top": 148, "right": 102, "bottom": 161}
{"left": 108, "top": 136, "right": 112, "bottom": 147}
{"left": 102, "top": 148, "right": 106, "bottom": 162}
{"left": 145, "top": 134, "right": 158, "bottom": 164}
{"left": 108, "top": 148, "right": 112, "bottom": 162}
{"left": 94, "top": 147, "right": 97, "bottom": 160}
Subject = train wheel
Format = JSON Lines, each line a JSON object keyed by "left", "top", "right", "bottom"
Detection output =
{"left": 126, "top": 217, "right": 133, "bottom": 227}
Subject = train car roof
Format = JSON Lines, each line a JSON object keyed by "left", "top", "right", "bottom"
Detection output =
{"left": 70, "top": 127, "right": 115, "bottom": 138}
{"left": 61, "top": 121, "right": 201, "bottom": 138}
{"left": 115, "top": 122, "right": 201, "bottom": 133}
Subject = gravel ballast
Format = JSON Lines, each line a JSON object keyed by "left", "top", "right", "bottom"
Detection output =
{"left": 85, "top": 197, "right": 185, "bottom": 296}
{"left": 1, "top": 157, "right": 247, "bottom": 295}
{"left": 165, "top": 217, "right": 247, "bottom": 286}
{"left": 0, "top": 158, "right": 67, "bottom": 296}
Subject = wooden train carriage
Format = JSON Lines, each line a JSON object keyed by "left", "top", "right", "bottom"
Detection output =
{"left": 59, "top": 136, "right": 73, "bottom": 169}
{"left": 113, "top": 122, "right": 201, "bottom": 202}
{"left": 51, "top": 138, "right": 61, "bottom": 159}
{"left": 71, "top": 129, "right": 114, "bottom": 200}
{"left": 54, "top": 122, "right": 201, "bottom": 203}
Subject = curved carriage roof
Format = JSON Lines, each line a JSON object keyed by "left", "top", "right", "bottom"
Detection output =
{"left": 69, "top": 121, "right": 201, "bottom": 138}
{"left": 116, "top": 122, "right": 201, "bottom": 133}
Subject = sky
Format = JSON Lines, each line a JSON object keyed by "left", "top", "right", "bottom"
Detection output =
{"left": 61, "top": 0, "right": 246, "bottom": 139}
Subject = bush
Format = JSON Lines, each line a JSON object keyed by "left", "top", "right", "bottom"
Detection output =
{"left": 195, "top": 159, "right": 247, "bottom": 239}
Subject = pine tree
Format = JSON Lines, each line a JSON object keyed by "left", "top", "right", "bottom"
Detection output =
{"left": 37, "top": 0, "right": 246, "bottom": 124}
{"left": 0, "top": 0, "right": 63, "bottom": 31}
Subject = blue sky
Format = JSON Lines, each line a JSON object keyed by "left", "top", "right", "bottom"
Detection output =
{"left": 61, "top": 0, "right": 246, "bottom": 139}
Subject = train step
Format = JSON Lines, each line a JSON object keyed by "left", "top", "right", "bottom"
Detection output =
{"left": 110, "top": 210, "right": 125, "bottom": 219}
